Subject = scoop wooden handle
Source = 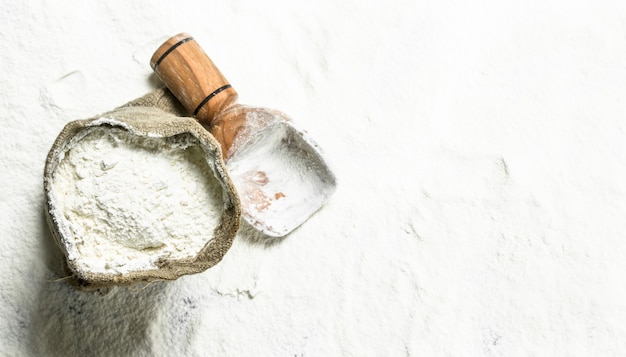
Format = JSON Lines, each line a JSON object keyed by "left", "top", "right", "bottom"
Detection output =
{"left": 150, "top": 33, "right": 238, "bottom": 126}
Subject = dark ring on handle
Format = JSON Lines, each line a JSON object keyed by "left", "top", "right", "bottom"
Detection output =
{"left": 193, "top": 84, "right": 233, "bottom": 116}
{"left": 152, "top": 36, "right": 194, "bottom": 71}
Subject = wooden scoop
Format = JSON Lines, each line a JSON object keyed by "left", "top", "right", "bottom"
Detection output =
{"left": 151, "top": 33, "right": 336, "bottom": 237}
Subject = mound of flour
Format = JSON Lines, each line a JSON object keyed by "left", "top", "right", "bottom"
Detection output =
{"left": 50, "top": 126, "right": 224, "bottom": 275}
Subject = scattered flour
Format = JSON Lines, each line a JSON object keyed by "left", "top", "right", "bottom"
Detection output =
{"left": 50, "top": 126, "right": 224, "bottom": 275}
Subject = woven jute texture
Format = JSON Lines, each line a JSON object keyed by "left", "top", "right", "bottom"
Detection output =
{"left": 43, "top": 89, "right": 241, "bottom": 290}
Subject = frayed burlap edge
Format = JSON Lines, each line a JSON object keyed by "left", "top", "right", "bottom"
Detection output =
{"left": 43, "top": 89, "right": 241, "bottom": 290}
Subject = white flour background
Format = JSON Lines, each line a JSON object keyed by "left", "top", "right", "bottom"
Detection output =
{"left": 2, "top": 0, "right": 626, "bottom": 356}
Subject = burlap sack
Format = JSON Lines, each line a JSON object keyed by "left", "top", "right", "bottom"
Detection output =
{"left": 44, "top": 88, "right": 241, "bottom": 289}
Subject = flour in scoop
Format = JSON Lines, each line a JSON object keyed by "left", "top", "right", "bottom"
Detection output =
{"left": 227, "top": 120, "right": 335, "bottom": 236}
{"left": 50, "top": 126, "right": 224, "bottom": 274}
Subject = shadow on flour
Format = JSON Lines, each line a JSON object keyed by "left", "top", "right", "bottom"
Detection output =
{"left": 29, "top": 209, "right": 171, "bottom": 357}
{"left": 237, "top": 220, "right": 288, "bottom": 248}
{"left": 30, "top": 206, "right": 283, "bottom": 355}
{"left": 146, "top": 72, "right": 165, "bottom": 94}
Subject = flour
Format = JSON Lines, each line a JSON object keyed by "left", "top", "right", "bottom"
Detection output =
{"left": 5, "top": 1, "right": 625, "bottom": 355}
{"left": 50, "top": 125, "right": 224, "bottom": 275}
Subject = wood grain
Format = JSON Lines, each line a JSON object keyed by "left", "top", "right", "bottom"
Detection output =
{"left": 151, "top": 33, "right": 239, "bottom": 126}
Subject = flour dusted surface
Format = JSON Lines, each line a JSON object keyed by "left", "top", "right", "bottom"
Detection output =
{"left": 51, "top": 126, "right": 224, "bottom": 274}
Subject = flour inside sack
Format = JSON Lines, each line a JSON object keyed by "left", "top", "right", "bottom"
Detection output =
{"left": 49, "top": 125, "right": 225, "bottom": 275}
